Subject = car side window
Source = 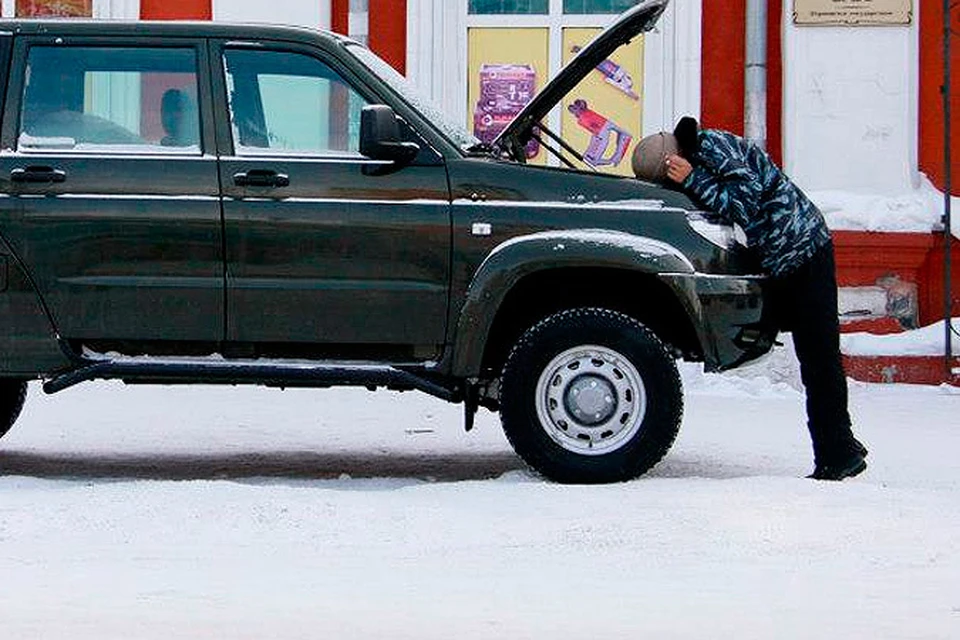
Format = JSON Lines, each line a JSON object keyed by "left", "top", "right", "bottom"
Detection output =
{"left": 18, "top": 46, "right": 201, "bottom": 154}
{"left": 223, "top": 49, "right": 369, "bottom": 156}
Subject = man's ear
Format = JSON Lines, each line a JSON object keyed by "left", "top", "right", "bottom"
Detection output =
{"left": 673, "top": 116, "right": 700, "bottom": 157}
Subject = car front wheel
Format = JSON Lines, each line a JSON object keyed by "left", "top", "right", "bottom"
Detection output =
{"left": 499, "top": 308, "right": 682, "bottom": 484}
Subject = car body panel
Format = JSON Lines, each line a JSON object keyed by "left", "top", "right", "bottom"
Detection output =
{"left": 449, "top": 228, "right": 700, "bottom": 377}
{"left": 218, "top": 156, "right": 452, "bottom": 356}
{"left": 443, "top": 158, "right": 767, "bottom": 375}
{"left": 0, "top": 36, "right": 224, "bottom": 348}
{"left": 209, "top": 38, "right": 452, "bottom": 359}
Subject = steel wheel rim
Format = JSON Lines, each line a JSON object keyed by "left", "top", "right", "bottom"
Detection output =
{"left": 534, "top": 344, "right": 648, "bottom": 456}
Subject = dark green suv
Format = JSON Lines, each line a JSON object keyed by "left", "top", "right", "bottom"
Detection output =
{"left": 0, "top": 0, "right": 774, "bottom": 483}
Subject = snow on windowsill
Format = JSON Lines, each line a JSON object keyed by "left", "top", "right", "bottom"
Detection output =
{"left": 840, "top": 319, "right": 960, "bottom": 356}
{"left": 810, "top": 174, "right": 960, "bottom": 240}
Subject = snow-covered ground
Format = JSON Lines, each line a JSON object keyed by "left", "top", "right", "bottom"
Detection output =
{"left": 0, "top": 352, "right": 958, "bottom": 639}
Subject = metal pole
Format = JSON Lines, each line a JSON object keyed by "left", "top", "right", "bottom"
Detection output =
{"left": 944, "top": 0, "right": 954, "bottom": 379}
{"left": 745, "top": 0, "right": 768, "bottom": 148}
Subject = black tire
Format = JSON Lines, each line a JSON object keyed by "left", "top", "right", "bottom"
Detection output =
{"left": 0, "top": 379, "right": 27, "bottom": 441}
{"left": 500, "top": 308, "right": 682, "bottom": 484}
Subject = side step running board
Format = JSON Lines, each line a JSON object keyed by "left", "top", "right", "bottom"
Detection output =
{"left": 42, "top": 358, "right": 460, "bottom": 402}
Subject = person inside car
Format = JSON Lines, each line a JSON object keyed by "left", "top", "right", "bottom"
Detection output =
{"left": 160, "top": 88, "right": 199, "bottom": 148}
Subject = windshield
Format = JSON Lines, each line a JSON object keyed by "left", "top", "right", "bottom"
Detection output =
{"left": 345, "top": 43, "right": 480, "bottom": 152}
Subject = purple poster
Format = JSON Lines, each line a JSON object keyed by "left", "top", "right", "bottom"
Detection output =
{"left": 473, "top": 64, "right": 539, "bottom": 158}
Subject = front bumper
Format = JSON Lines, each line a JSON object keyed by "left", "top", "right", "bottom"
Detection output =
{"left": 662, "top": 273, "right": 776, "bottom": 372}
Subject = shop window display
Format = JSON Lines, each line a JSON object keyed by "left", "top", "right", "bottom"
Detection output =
{"left": 559, "top": 27, "right": 643, "bottom": 176}
{"left": 563, "top": 0, "right": 638, "bottom": 14}
{"left": 466, "top": 0, "right": 646, "bottom": 174}
{"left": 467, "top": 27, "right": 549, "bottom": 162}
{"left": 468, "top": 0, "right": 548, "bottom": 14}
{"left": 16, "top": 0, "right": 91, "bottom": 16}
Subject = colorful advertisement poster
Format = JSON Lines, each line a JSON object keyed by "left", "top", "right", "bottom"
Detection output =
{"left": 16, "top": 0, "right": 92, "bottom": 16}
{"left": 561, "top": 27, "right": 644, "bottom": 176}
{"left": 467, "top": 27, "right": 549, "bottom": 164}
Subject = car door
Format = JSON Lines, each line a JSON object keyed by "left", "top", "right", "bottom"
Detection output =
{"left": 212, "top": 41, "right": 451, "bottom": 362}
{"left": 0, "top": 36, "right": 223, "bottom": 352}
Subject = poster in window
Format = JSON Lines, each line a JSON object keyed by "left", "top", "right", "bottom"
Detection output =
{"left": 467, "top": 27, "right": 549, "bottom": 164}
{"left": 561, "top": 27, "right": 644, "bottom": 176}
{"left": 16, "top": 0, "right": 92, "bottom": 17}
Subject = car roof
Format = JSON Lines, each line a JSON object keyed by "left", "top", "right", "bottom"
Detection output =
{"left": 0, "top": 19, "right": 347, "bottom": 47}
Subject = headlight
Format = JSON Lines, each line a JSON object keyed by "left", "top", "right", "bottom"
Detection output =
{"left": 686, "top": 211, "right": 747, "bottom": 249}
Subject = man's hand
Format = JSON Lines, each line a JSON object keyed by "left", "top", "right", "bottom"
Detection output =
{"left": 665, "top": 154, "right": 692, "bottom": 184}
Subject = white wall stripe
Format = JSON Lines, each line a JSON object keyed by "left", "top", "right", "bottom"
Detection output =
{"left": 212, "top": 0, "right": 330, "bottom": 29}
{"left": 94, "top": 0, "right": 140, "bottom": 19}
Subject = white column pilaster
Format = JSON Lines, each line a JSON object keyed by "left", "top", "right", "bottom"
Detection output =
{"left": 643, "top": 0, "right": 701, "bottom": 135}
{"left": 94, "top": 0, "right": 141, "bottom": 19}
{"left": 406, "top": 0, "right": 465, "bottom": 120}
{"left": 213, "top": 0, "right": 329, "bottom": 29}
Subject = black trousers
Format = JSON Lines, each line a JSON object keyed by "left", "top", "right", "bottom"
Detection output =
{"left": 766, "top": 241, "right": 856, "bottom": 462}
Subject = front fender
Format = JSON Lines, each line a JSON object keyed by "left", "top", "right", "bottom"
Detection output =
{"left": 449, "top": 229, "right": 698, "bottom": 377}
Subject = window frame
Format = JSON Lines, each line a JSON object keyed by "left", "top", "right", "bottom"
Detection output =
{"left": 221, "top": 46, "right": 371, "bottom": 159}
{"left": 212, "top": 40, "right": 386, "bottom": 161}
{"left": 208, "top": 38, "right": 453, "bottom": 165}
{"left": 2, "top": 36, "right": 214, "bottom": 158}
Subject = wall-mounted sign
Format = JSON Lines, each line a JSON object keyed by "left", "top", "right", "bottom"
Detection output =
{"left": 16, "top": 0, "right": 92, "bottom": 17}
{"left": 794, "top": 0, "right": 911, "bottom": 26}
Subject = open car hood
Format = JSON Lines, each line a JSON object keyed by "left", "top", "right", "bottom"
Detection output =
{"left": 492, "top": 0, "right": 668, "bottom": 159}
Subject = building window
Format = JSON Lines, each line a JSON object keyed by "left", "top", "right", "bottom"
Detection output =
{"left": 16, "top": 0, "right": 91, "bottom": 17}
{"left": 468, "top": 0, "right": 548, "bottom": 15}
{"left": 563, "top": 0, "right": 638, "bottom": 14}
{"left": 465, "top": 0, "right": 646, "bottom": 175}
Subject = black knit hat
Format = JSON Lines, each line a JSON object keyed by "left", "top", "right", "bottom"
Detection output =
{"left": 673, "top": 116, "right": 700, "bottom": 158}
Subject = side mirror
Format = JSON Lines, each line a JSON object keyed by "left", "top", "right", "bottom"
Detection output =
{"left": 360, "top": 105, "right": 420, "bottom": 165}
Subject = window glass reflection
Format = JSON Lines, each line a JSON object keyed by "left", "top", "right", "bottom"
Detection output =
{"left": 469, "top": 0, "right": 549, "bottom": 15}
{"left": 563, "top": 0, "right": 638, "bottom": 14}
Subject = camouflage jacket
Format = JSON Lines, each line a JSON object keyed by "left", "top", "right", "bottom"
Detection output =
{"left": 680, "top": 129, "right": 831, "bottom": 277}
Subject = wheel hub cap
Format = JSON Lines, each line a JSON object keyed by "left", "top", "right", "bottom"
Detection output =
{"left": 564, "top": 374, "right": 617, "bottom": 425}
{"left": 535, "top": 345, "right": 648, "bottom": 456}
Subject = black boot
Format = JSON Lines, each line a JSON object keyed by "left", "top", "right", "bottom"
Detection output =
{"left": 852, "top": 437, "right": 868, "bottom": 457}
{"left": 808, "top": 447, "right": 867, "bottom": 481}
{"left": 808, "top": 428, "right": 868, "bottom": 481}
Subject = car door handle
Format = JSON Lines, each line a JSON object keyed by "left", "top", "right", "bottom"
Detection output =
{"left": 11, "top": 166, "right": 67, "bottom": 184}
{"left": 233, "top": 170, "right": 290, "bottom": 188}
